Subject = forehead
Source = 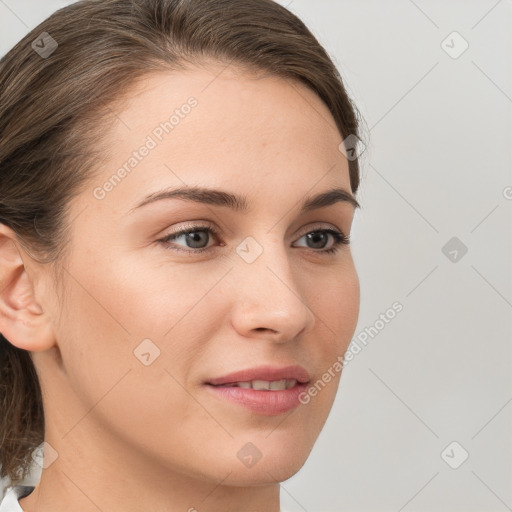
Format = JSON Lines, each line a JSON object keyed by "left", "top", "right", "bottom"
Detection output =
{"left": 76, "top": 62, "right": 351, "bottom": 218}
{"left": 115, "top": 62, "right": 341, "bottom": 147}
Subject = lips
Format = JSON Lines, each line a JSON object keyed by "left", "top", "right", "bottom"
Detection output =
{"left": 205, "top": 364, "right": 311, "bottom": 387}
{"left": 213, "top": 379, "right": 298, "bottom": 390}
{"left": 204, "top": 365, "right": 312, "bottom": 415}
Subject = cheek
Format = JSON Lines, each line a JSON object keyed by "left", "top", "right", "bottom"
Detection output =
{"left": 310, "top": 262, "right": 360, "bottom": 354}
{"left": 49, "top": 260, "right": 170, "bottom": 408}
{"left": 53, "top": 264, "right": 215, "bottom": 463}
{"left": 54, "top": 252, "right": 230, "bottom": 404}
{"left": 336, "top": 271, "right": 360, "bottom": 348}
{"left": 291, "top": 263, "right": 359, "bottom": 427}
{"left": 106, "top": 255, "right": 232, "bottom": 340}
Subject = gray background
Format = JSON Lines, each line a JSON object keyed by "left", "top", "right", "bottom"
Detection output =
{"left": 1, "top": 1, "right": 511, "bottom": 511}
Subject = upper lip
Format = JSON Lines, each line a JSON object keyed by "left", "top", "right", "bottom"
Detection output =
{"left": 206, "top": 365, "right": 311, "bottom": 386}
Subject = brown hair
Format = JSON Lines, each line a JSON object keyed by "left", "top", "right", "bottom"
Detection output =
{"left": 0, "top": 0, "right": 364, "bottom": 484}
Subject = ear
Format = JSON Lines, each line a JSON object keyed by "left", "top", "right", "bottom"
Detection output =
{"left": 0, "top": 223, "right": 56, "bottom": 352}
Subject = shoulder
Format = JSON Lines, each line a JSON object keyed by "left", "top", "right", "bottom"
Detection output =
{"left": 0, "top": 485, "right": 35, "bottom": 512}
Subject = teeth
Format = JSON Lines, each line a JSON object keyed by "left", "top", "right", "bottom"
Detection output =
{"left": 286, "top": 379, "right": 298, "bottom": 389}
{"left": 270, "top": 380, "right": 287, "bottom": 390}
{"left": 252, "top": 379, "right": 271, "bottom": 390}
{"left": 220, "top": 379, "right": 298, "bottom": 390}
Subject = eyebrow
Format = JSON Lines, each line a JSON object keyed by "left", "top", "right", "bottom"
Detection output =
{"left": 127, "top": 185, "right": 360, "bottom": 215}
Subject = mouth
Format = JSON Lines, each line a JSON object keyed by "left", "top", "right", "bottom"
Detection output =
{"left": 209, "top": 378, "right": 299, "bottom": 390}
{"left": 204, "top": 365, "right": 311, "bottom": 415}
{"left": 205, "top": 364, "right": 311, "bottom": 387}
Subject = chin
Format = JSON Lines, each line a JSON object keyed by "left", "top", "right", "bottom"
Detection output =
{"left": 223, "top": 456, "right": 310, "bottom": 487}
{"left": 214, "top": 434, "right": 316, "bottom": 486}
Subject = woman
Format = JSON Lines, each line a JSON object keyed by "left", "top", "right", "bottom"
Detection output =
{"left": 0, "top": 0, "right": 364, "bottom": 510}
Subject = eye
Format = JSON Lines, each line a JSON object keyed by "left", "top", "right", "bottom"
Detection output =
{"left": 293, "top": 228, "right": 350, "bottom": 254}
{"left": 157, "top": 224, "right": 350, "bottom": 255}
{"left": 157, "top": 223, "right": 219, "bottom": 253}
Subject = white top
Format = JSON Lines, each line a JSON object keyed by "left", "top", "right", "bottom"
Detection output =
{"left": 0, "top": 484, "right": 35, "bottom": 511}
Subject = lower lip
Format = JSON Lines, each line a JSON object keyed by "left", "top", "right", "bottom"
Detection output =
{"left": 205, "top": 383, "right": 309, "bottom": 415}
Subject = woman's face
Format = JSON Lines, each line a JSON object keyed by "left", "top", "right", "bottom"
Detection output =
{"left": 34, "top": 61, "right": 360, "bottom": 487}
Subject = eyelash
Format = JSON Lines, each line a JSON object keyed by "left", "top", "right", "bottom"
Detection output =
{"left": 157, "top": 223, "right": 350, "bottom": 256}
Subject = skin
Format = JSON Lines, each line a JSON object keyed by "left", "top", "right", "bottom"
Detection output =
{"left": 0, "top": 60, "right": 360, "bottom": 512}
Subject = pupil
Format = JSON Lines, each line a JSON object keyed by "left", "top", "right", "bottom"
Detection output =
{"left": 187, "top": 231, "right": 208, "bottom": 248}
{"left": 307, "top": 232, "right": 327, "bottom": 249}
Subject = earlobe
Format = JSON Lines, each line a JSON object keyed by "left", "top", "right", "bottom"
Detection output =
{"left": 0, "top": 224, "right": 56, "bottom": 352}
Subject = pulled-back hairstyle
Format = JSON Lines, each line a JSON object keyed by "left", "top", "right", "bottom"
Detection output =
{"left": 0, "top": 0, "right": 364, "bottom": 484}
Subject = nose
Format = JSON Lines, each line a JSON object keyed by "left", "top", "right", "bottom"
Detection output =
{"left": 229, "top": 241, "right": 316, "bottom": 343}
